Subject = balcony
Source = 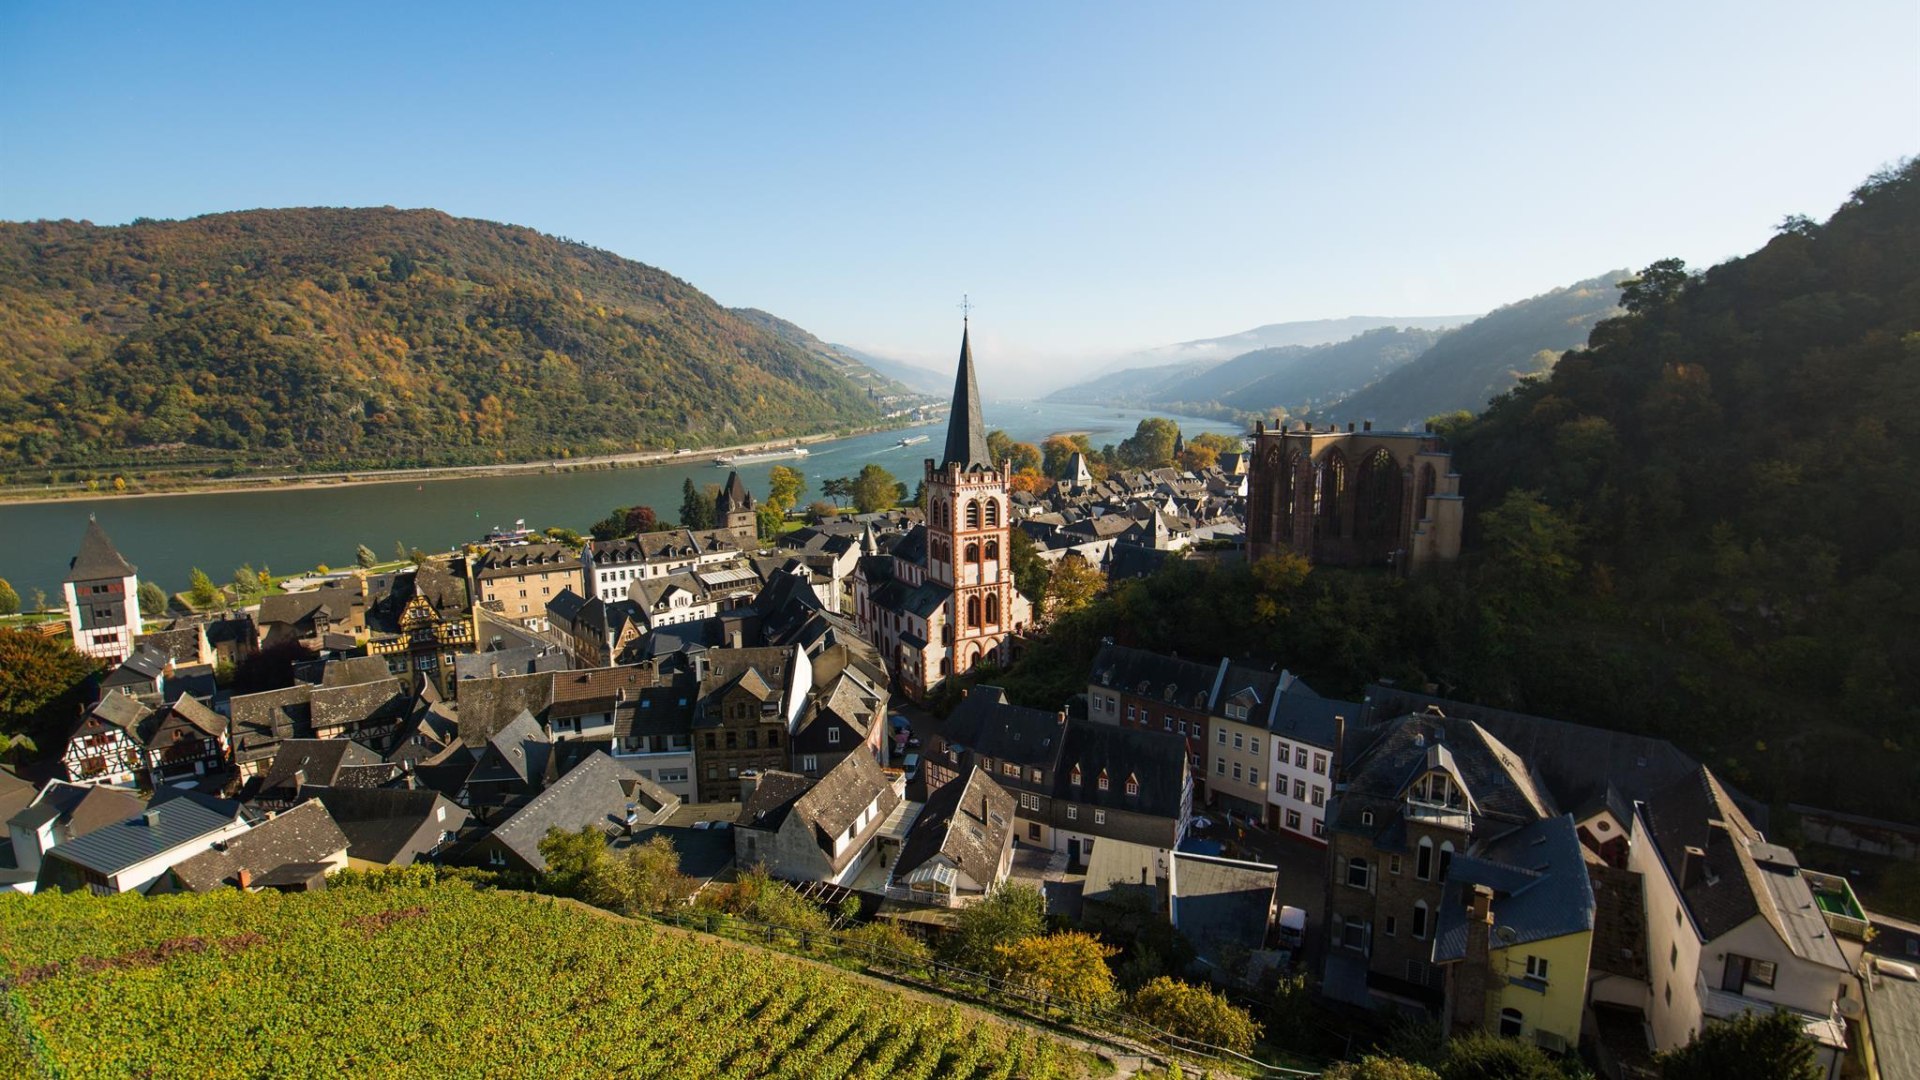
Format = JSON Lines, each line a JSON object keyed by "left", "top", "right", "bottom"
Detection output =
{"left": 1402, "top": 797, "right": 1471, "bottom": 832}
{"left": 1694, "top": 970, "right": 1847, "bottom": 1051}
{"left": 1801, "top": 869, "right": 1870, "bottom": 941}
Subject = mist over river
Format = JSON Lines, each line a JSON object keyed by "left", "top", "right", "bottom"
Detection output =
{"left": 0, "top": 401, "right": 1239, "bottom": 602}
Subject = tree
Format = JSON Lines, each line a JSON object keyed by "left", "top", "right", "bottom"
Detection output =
{"left": 355, "top": 544, "right": 378, "bottom": 569}
{"left": 1656, "top": 1009, "right": 1821, "bottom": 1080}
{"left": 680, "top": 478, "right": 716, "bottom": 530}
{"left": 593, "top": 835, "right": 695, "bottom": 916}
{"left": 1116, "top": 418, "right": 1180, "bottom": 468}
{"left": 625, "top": 505, "right": 658, "bottom": 535}
{"left": 945, "top": 881, "right": 1046, "bottom": 970}
{"left": 1043, "top": 555, "right": 1106, "bottom": 619}
{"left": 821, "top": 476, "right": 852, "bottom": 508}
{"left": 27, "top": 589, "right": 46, "bottom": 615}
{"left": 1323, "top": 1058, "right": 1443, "bottom": 1080}
{"left": 843, "top": 919, "right": 931, "bottom": 971}
{"left": 394, "top": 541, "right": 409, "bottom": 562}
{"left": 1619, "top": 257, "right": 1690, "bottom": 314}
{"left": 188, "top": 567, "right": 219, "bottom": 608}
{"left": 0, "top": 630, "right": 98, "bottom": 745}
{"left": 756, "top": 503, "right": 785, "bottom": 542}
{"left": 538, "top": 825, "right": 608, "bottom": 899}
{"left": 1008, "top": 441, "right": 1042, "bottom": 475}
{"left": 852, "top": 464, "right": 900, "bottom": 514}
{"left": 1042, "top": 434, "right": 1094, "bottom": 478}
{"left": 1009, "top": 529, "right": 1050, "bottom": 609}
{"left": 992, "top": 931, "right": 1118, "bottom": 1010}
{"left": 1478, "top": 489, "right": 1582, "bottom": 604}
{"left": 137, "top": 581, "right": 168, "bottom": 618}
{"left": 987, "top": 429, "right": 1015, "bottom": 466}
{"left": 1127, "top": 977, "right": 1261, "bottom": 1056}
{"left": 231, "top": 565, "right": 261, "bottom": 601}
{"left": 0, "top": 578, "right": 17, "bottom": 616}
{"left": 767, "top": 465, "right": 804, "bottom": 512}
{"left": 807, "top": 500, "right": 836, "bottom": 523}
{"left": 1439, "top": 1032, "right": 1574, "bottom": 1080}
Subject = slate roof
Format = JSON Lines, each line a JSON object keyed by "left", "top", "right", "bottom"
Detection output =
{"left": 894, "top": 766, "right": 1014, "bottom": 889}
{"left": 66, "top": 517, "right": 137, "bottom": 582}
{"left": 454, "top": 671, "right": 555, "bottom": 746}
{"left": 258, "top": 587, "right": 359, "bottom": 632}
{"left": 310, "top": 676, "right": 408, "bottom": 732}
{"left": 550, "top": 665, "right": 659, "bottom": 717}
{"left": 47, "top": 790, "right": 247, "bottom": 876}
{"left": 1362, "top": 684, "right": 1707, "bottom": 814}
{"left": 170, "top": 801, "right": 348, "bottom": 892}
{"left": 1171, "top": 852, "right": 1278, "bottom": 951}
{"left": 471, "top": 711, "right": 552, "bottom": 788}
{"left": 1268, "top": 682, "right": 1351, "bottom": 750}
{"left": 255, "top": 739, "right": 389, "bottom": 798}
{"left": 0, "top": 768, "right": 37, "bottom": 830}
{"left": 8, "top": 781, "right": 145, "bottom": 838}
{"left": 1088, "top": 643, "right": 1219, "bottom": 711}
{"left": 485, "top": 752, "right": 677, "bottom": 871}
{"left": 789, "top": 751, "right": 899, "bottom": 862}
{"left": 1332, "top": 711, "right": 1554, "bottom": 843}
{"left": 1055, "top": 719, "right": 1189, "bottom": 820}
{"left": 738, "top": 771, "right": 821, "bottom": 834}
{"left": 471, "top": 542, "right": 580, "bottom": 579}
{"left": 622, "top": 681, "right": 699, "bottom": 739}
{"left": 143, "top": 695, "right": 226, "bottom": 745}
{"left": 1433, "top": 814, "right": 1595, "bottom": 962}
{"left": 227, "top": 685, "right": 314, "bottom": 763}
{"left": 315, "top": 786, "right": 464, "bottom": 865}
{"left": 941, "top": 325, "right": 990, "bottom": 470}
{"left": 941, "top": 686, "right": 1067, "bottom": 770}
{"left": 87, "top": 692, "right": 152, "bottom": 734}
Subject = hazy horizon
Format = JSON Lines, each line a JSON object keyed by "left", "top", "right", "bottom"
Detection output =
{"left": 4, "top": 3, "right": 1914, "bottom": 386}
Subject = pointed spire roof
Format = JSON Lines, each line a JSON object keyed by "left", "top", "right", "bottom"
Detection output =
{"left": 941, "top": 322, "right": 990, "bottom": 470}
{"left": 718, "top": 470, "right": 755, "bottom": 515}
{"left": 65, "top": 516, "right": 137, "bottom": 583}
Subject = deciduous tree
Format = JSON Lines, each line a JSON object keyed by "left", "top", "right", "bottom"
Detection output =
{"left": 1656, "top": 1009, "right": 1821, "bottom": 1080}
{"left": 852, "top": 464, "right": 900, "bottom": 513}
{"left": 355, "top": 544, "right": 378, "bottom": 569}
{"left": 0, "top": 578, "right": 17, "bottom": 616}
{"left": 991, "top": 931, "right": 1118, "bottom": 1010}
{"left": 188, "top": 568, "right": 219, "bottom": 607}
{"left": 0, "top": 630, "right": 98, "bottom": 743}
{"left": 1043, "top": 555, "right": 1105, "bottom": 619}
{"left": 137, "top": 581, "right": 168, "bottom": 618}
{"left": 945, "top": 881, "right": 1045, "bottom": 971}
{"left": 1127, "top": 977, "right": 1261, "bottom": 1055}
{"left": 767, "top": 465, "right": 804, "bottom": 512}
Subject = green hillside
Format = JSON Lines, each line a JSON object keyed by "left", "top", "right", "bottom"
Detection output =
{"left": 0, "top": 208, "right": 888, "bottom": 480}
{"left": 1316, "top": 272, "right": 1623, "bottom": 428}
{"left": 1214, "top": 326, "right": 1444, "bottom": 415}
{"left": 0, "top": 880, "right": 1088, "bottom": 1079}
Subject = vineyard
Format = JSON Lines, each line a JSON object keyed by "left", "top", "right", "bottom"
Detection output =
{"left": 0, "top": 881, "right": 1099, "bottom": 1079}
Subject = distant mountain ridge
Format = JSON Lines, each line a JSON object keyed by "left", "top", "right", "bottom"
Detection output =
{"left": 0, "top": 208, "right": 893, "bottom": 478}
{"left": 825, "top": 342, "right": 949, "bottom": 395}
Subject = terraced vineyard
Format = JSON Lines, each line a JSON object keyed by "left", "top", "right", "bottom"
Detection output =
{"left": 0, "top": 882, "right": 1094, "bottom": 1079}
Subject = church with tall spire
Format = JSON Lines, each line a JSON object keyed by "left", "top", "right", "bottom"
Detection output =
{"left": 852, "top": 318, "right": 1032, "bottom": 701}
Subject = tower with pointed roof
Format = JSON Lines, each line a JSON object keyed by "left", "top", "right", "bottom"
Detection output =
{"left": 853, "top": 318, "right": 1033, "bottom": 700}
{"left": 63, "top": 516, "right": 144, "bottom": 665}
{"left": 715, "top": 470, "right": 757, "bottom": 547}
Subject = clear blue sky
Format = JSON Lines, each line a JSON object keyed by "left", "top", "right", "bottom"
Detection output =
{"left": 3, "top": 2, "right": 1915, "bottom": 385}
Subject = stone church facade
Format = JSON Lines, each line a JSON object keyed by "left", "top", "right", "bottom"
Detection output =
{"left": 1245, "top": 420, "right": 1464, "bottom": 573}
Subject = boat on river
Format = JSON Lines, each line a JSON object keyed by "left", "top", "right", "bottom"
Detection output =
{"left": 896, "top": 435, "right": 930, "bottom": 448}
{"left": 713, "top": 447, "right": 811, "bottom": 466}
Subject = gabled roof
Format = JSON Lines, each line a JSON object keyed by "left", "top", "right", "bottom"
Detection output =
{"left": 738, "top": 770, "right": 820, "bottom": 834}
{"left": 8, "top": 780, "right": 144, "bottom": 838}
{"left": 1087, "top": 643, "right": 1218, "bottom": 711}
{"left": 320, "top": 656, "right": 393, "bottom": 687}
{"left": 85, "top": 692, "right": 152, "bottom": 734}
{"left": 941, "top": 323, "right": 990, "bottom": 470}
{"left": 894, "top": 766, "right": 1014, "bottom": 889}
{"left": 65, "top": 517, "right": 136, "bottom": 582}
{"left": 1433, "top": 814, "right": 1595, "bottom": 962}
{"left": 789, "top": 752, "right": 897, "bottom": 856}
{"left": 169, "top": 800, "right": 348, "bottom": 892}
{"left": 315, "top": 786, "right": 464, "bottom": 865}
{"left": 454, "top": 671, "right": 555, "bottom": 746}
{"left": 941, "top": 686, "right": 1066, "bottom": 769}
{"left": 471, "top": 711, "right": 552, "bottom": 787}
{"left": 1171, "top": 852, "right": 1278, "bottom": 951}
{"left": 256, "top": 739, "right": 388, "bottom": 797}
{"left": 309, "top": 676, "right": 408, "bottom": 732}
{"left": 47, "top": 790, "right": 246, "bottom": 876}
{"left": 1267, "top": 681, "right": 1351, "bottom": 749}
{"left": 485, "top": 752, "right": 676, "bottom": 871}
{"left": 1333, "top": 711, "right": 1554, "bottom": 842}
{"left": 144, "top": 695, "right": 226, "bottom": 745}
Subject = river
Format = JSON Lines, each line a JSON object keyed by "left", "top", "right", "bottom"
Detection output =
{"left": 0, "top": 401, "right": 1241, "bottom": 602}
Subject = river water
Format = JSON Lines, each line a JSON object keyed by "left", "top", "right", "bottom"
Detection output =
{"left": 0, "top": 401, "right": 1240, "bottom": 602}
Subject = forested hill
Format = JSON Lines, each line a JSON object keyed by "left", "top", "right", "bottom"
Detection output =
{"left": 1312, "top": 272, "right": 1623, "bottom": 428}
{"left": 1451, "top": 161, "right": 1920, "bottom": 814}
{"left": 0, "top": 208, "right": 890, "bottom": 479}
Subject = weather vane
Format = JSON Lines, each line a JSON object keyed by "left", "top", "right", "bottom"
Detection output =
{"left": 959, "top": 294, "right": 972, "bottom": 324}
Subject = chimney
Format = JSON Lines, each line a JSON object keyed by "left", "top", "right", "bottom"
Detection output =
{"left": 142, "top": 807, "right": 162, "bottom": 828}
{"left": 1255, "top": 420, "right": 1264, "bottom": 434}
{"left": 1681, "top": 845, "right": 1708, "bottom": 889}
{"left": 624, "top": 802, "right": 640, "bottom": 835}
{"left": 238, "top": 867, "right": 254, "bottom": 891}
{"left": 1452, "top": 884, "right": 1496, "bottom": 1033}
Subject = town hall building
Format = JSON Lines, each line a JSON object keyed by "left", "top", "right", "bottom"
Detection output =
{"left": 854, "top": 322, "right": 1033, "bottom": 701}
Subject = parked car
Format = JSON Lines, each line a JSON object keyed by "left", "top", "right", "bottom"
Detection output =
{"left": 902, "top": 753, "right": 921, "bottom": 782}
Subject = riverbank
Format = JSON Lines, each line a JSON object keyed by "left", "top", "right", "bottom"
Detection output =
{"left": 0, "top": 418, "right": 941, "bottom": 506}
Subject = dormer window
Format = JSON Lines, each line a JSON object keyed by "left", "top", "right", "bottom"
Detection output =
{"left": 1125, "top": 773, "right": 1139, "bottom": 796}
{"left": 1097, "top": 770, "right": 1109, "bottom": 792}
{"left": 1071, "top": 766, "right": 1082, "bottom": 787}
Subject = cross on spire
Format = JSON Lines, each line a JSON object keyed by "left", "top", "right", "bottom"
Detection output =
{"left": 959, "top": 294, "right": 972, "bottom": 324}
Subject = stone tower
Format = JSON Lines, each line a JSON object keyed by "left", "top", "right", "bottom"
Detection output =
{"left": 922, "top": 322, "right": 1030, "bottom": 677}
{"left": 63, "top": 516, "right": 143, "bottom": 665}
{"left": 716, "top": 470, "right": 757, "bottom": 547}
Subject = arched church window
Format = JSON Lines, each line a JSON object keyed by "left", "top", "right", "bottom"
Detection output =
{"left": 966, "top": 500, "right": 982, "bottom": 529}
{"left": 985, "top": 539, "right": 999, "bottom": 561}
{"left": 967, "top": 596, "right": 982, "bottom": 627}
{"left": 985, "top": 593, "right": 999, "bottom": 624}
{"left": 984, "top": 499, "right": 1000, "bottom": 527}
{"left": 965, "top": 542, "right": 980, "bottom": 563}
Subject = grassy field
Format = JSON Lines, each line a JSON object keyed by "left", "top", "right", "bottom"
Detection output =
{"left": 0, "top": 882, "right": 1099, "bottom": 1079}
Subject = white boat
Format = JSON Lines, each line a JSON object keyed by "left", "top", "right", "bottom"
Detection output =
{"left": 897, "top": 435, "right": 930, "bottom": 448}
{"left": 714, "top": 447, "right": 811, "bottom": 466}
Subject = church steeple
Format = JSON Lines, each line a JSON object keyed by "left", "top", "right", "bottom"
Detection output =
{"left": 941, "top": 320, "right": 990, "bottom": 470}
